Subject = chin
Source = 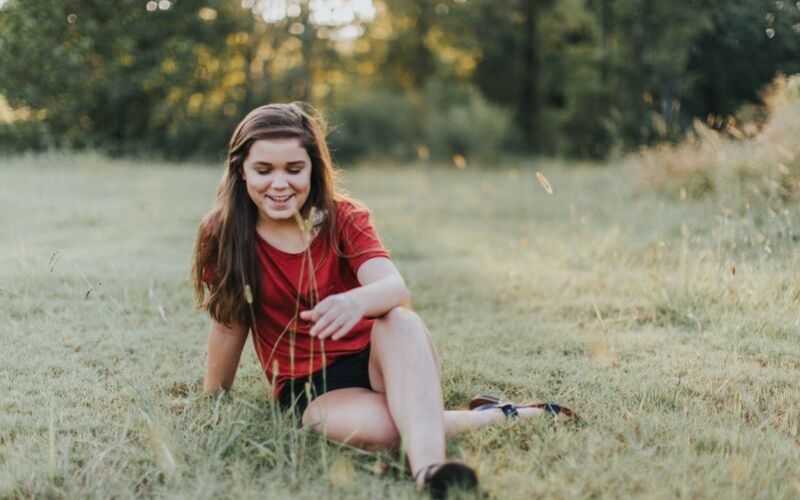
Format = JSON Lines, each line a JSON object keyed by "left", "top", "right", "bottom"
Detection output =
{"left": 264, "top": 209, "right": 295, "bottom": 220}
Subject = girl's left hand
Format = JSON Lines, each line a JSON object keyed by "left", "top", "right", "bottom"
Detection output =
{"left": 299, "top": 292, "right": 366, "bottom": 340}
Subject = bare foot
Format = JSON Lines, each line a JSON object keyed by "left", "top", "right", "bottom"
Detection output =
{"left": 517, "top": 407, "right": 545, "bottom": 418}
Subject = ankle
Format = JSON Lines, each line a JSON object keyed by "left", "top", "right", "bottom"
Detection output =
{"left": 413, "top": 463, "right": 438, "bottom": 488}
{"left": 413, "top": 461, "right": 479, "bottom": 497}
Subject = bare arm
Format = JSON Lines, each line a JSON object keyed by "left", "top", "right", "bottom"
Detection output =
{"left": 204, "top": 318, "right": 248, "bottom": 393}
{"left": 299, "top": 257, "right": 411, "bottom": 340}
{"left": 349, "top": 257, "right": 411, "bottom": 315}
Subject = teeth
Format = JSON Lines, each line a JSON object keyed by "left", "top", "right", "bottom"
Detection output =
{"left": 269, "top": 195, "right": 292, "bottom": 202}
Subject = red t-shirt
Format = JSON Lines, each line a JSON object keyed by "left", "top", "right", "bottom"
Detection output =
{"left": 202, "top": 199, "right": 390, "bottom": 396}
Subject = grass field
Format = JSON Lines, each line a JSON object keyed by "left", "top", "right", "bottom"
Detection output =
{"left": 1, "top": 153, "right": 799, "bottom": 499}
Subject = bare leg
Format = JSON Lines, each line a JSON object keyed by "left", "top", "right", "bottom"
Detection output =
{"left": 302, "top": 387, "right": 401, "bottom": 448}
{"left": 443, "top": 407, "right": 544, "bottom": 436}
{"left": 303, "top": 393, "right": 546, "bottom": 447}
{"left": 367, "top": 307, "right": 445, "bottom": 478}
{"left": 303, "top": 392, "right": 546, "bottom": 445}
{"left": 301, "top": 307, "right": 547, "bottom": 484}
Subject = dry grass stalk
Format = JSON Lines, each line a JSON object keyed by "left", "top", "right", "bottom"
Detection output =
{"left": 452, "top": 154, "right": 467, "bottom": 170}
{"left": 536, "top": 172, "right": 553, "bottom": 194}
{"left": 3, "top": 155, "right": 799, "bottom": 498}
{"left": 633, "top": 74, "right": 800, "bottom": 206}
{"left": 588, "top": 296, "right": 618, "bottom": 369}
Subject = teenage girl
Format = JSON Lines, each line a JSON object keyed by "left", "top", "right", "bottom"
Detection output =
{"left": 192, "top": 103, "right": 575, "bottom": 497}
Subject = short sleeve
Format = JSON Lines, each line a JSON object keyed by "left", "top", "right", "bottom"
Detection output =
{"left": 338, "top": 201, "right": 390, "bottom": 275}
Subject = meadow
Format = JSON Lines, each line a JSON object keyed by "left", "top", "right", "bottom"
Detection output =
{"left": 1, "top": 152, "right": 798, "bottom": 499}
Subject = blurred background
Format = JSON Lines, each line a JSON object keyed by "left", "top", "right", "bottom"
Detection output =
{"left": 0, "top": 0, "right": 799, "bottom": 163}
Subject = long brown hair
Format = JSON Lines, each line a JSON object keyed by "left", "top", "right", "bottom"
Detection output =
{"left": 191, "top": 102, "right": 341, "bottom": 326}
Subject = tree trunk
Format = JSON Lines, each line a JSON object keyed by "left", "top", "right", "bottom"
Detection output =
{"left": 520, "top": 0, "right": 539, "bottom": 151}
{"left": 412, "top": 0, "right": 433, "bottom": 89}
{"left": 630, "top": 2, "right": 645, "bottom": 143}
{"left": 600, "top": 0, "right": 612, "bottom": 85}
{"left": 300, "top": 28, "right": 314, "bottom": 102}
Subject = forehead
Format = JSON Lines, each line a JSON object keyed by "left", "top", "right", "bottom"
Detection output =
{"left": 245, "top": 138, "right": 309, "bottom": 165}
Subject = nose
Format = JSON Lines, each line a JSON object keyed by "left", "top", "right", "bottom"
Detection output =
{"left": 271, "top": 173, "right": 290, "bottom": 190}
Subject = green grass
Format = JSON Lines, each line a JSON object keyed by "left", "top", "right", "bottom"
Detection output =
{"left": 1, "top": 153, "right": 799, "bottom": 499}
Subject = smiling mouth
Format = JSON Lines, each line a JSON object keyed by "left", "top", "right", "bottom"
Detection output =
{"left": 267, "top": 194, "right": 293, "bottom": 203}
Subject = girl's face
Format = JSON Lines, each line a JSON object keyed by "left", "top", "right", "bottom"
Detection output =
{"left": 241, "top": 138, "right": 313, "bottom": 226}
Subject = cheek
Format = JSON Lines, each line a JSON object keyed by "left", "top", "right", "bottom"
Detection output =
{"left": 245, "top": 174, "right": 268, "bottom": 189}
{"left": 296, "top": 171, "right": 312, "bottom": 192}
{"left": 243, "top": 177, "right": 268, "bottom": 200}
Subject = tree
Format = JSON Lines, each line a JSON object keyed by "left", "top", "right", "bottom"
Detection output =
{"left": 686, "top": 0, "right": 800, "bottom": 120}
{"left": 0, "top": 0, "right": 243, "bottom": 155}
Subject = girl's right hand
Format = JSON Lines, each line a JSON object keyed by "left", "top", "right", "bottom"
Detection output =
{"left": 299, "top": 291, "right": 366, "bottom": 341}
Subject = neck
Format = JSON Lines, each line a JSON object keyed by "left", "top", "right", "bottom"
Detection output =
{"left": 257, "top": 213, "right": 301, "bottom": 236}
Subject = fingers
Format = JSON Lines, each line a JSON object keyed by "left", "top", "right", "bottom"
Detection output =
{"left": 302, "top": 295, "right": 363, "bottom": 339}
{"left": 315, "top": 315, "right": 347, "bottom": 340}
{"left": 301, "top": 298, "right": 333, "bottom": 324}
{"left": 330, "top": 318, "right": 359, "bottom": 341}
{"left": 309, "top": 309, "right": 334, "bottom": 337}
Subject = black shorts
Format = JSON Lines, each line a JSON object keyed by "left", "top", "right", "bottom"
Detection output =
{"left": 277, "top": 346, "right": 372, "bottom": 419}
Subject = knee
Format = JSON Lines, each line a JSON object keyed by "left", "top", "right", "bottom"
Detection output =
{"left": 301, "top": 405, "right": 324, "bottom": 429}
{"left": 372, "top": 307, "right": 428, "bottom": 344}
{"left": 375, "top": 306, "right": 422, "bottom": 330}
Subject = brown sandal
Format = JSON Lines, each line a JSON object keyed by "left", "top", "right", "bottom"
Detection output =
{"left": 414, "top": 461, "right": 478, "bottom": 499}
{"left": 469, "top": 393, "right": 580, "bottom": 421}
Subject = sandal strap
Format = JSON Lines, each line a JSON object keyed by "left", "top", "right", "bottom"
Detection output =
{"left": 542, "top": 403, "right": 562, "bottom": 415}
{"left": 468, "top": 393, "right": 501, "bottom": 410}
{"left": 499, "top": 402, "right": 519, "bottom": 419}
{"left": 520, "top": 400, "right": 578, "bottom": 419}
{"left": 470, "top": 393, "right": 578, "bottom": 420}
{"left": 472, "top": 401, "right": 518, "bottom": 419}
{"left": 413, "top": 463, "right": 438, "bottom": 484}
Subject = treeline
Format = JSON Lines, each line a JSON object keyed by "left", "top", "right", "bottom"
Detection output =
{"left": 1, "top": 0, "right": 799, "bottom": 162}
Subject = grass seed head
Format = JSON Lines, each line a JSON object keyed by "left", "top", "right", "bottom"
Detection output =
{"left": 727, "top": 124, "right": 746, "bottom": 140}
{"left": 588, "top": 329, "right": 618, "bottom": 368}
{"left": 170, "top": 399, "right": 191, "bottom": 412}
{"left": 417, "top": 144, "right": 430, "bottom": 160}
{"left": 370, "top": 458, "right": 389, "bottom": 476}
{"left": 536, "top": 172, "right": 553, "bottom": 194}
{"left": 329, "top": 456, "right": 356, "bottom": 488}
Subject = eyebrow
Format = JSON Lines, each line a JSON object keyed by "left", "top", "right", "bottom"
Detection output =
{"left": 251, "top": 161, "right": 306, "bottom": 167}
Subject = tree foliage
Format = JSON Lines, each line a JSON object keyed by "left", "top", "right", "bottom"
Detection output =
{"left": 1, "top": 0, "right": 798, "bottom": 161}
